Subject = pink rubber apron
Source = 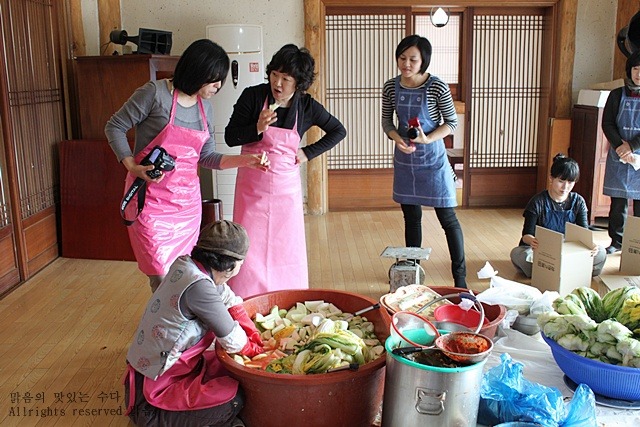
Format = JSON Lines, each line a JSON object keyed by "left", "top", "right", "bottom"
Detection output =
{"left": 124, "top": 332, "right": 239, "bottom": 414}
{"left": 123, "top": 89, "right": 209, "bottom": 276}
{"left": 229, "top": 99, "right": 308, "bottom": 297}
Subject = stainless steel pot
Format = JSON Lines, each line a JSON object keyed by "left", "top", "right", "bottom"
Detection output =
{"left": 382, "top": 335, "right": 486, "bottom": 427}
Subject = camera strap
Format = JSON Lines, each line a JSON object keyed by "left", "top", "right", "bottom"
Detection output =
{"left": 120, "top": 177, "right": 148, "bottom": 226}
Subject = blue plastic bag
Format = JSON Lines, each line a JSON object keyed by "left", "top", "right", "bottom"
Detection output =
{"left": 561, "top": 383, "right": 597, "bottom": 427}
{"left": 477, "top": 353, "right": 597, "bottom": 427}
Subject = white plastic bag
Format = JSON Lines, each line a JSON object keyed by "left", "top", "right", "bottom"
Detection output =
{"left": 529, "top": 290, "right": 560, "bottom": 315}
{"left": 476, "top": 262, "right": 542, "bottom": 314}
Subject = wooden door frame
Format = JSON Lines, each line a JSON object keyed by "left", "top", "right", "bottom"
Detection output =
{"left": 304, "top": 0, "right": 577, "bottom": 212}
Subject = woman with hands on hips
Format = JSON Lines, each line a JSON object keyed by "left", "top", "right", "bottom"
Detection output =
{"left": 225, "top": 43, "right": 346, "bottom": 297}
{"left": 381, "top": 34, "right": 467, "bottom": 288}
{"left": 601, "top": 50, "right": 640, "bottom": 254}
{"left": 105, "top": 39, "right": 269, "bottom": 292}
{"left": 510, "top": 154, "right": 606, "bottom": 278}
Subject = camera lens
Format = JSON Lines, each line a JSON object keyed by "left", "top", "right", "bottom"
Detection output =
{"left": 407, "top": 127, "right": 419, "bottom": 139}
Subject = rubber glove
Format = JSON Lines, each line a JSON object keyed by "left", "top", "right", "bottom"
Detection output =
{"left": 240, "top": 339, "right": 264, "bottom": 358}
{"left": 229, "top": 304, "right": 263, "bottom": 347}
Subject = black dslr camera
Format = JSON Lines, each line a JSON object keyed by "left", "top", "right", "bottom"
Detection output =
{"left": 141, "top": 146, "right": 175, "bottom": 179}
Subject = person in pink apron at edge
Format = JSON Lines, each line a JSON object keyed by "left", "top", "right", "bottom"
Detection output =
{"left": 510, "top": 154, "right": 607, "bottom": 278}
{"left": 602, "top": 50, "right": 640, "bottom": 255}
{"left": 124, "top": 220, "right": 263, "bottom": 427}
{"left": 381, "top": 35, "right": 468, "bottom": 288}
{"left": 105, "top": 39, "right": 270, "bottom": 292}
{"left": 224, "top": 44, "right": 346, "bottom": 298}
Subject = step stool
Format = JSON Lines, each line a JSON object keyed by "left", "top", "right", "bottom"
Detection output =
{"left": 381, "top": 246, "right": 432, "bottom": 292}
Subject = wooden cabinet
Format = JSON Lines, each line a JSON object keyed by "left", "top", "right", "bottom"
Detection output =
{"left": 74, "top": 54, "right": 179, "bottom": 139}
{"left": 60, "top": 139, "right": 135, "bottom": 261}
{"left": 569, "top": 105, "right": 610, "bottom": 224}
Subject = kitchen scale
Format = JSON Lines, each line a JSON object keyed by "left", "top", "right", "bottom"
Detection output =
{"left": 381, "top": 246, "right": 431, "bottom": 292}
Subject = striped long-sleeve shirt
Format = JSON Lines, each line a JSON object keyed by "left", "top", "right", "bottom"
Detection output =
{"left": 381, "top": 75, "right": 458, "bottom": 137}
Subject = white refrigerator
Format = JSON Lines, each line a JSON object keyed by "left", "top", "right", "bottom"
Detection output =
{"left": 200, "top": 24, "right": 265, "bottom": 220}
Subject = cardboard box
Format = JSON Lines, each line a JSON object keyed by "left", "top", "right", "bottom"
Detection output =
{"left": 577, "top": 89, "right": 610, "bottom": 108}
{"left": 620, "top": 215, "right": 640, "bottom": 275}
{"left": 600, "top": 216, "right": 640, "bottom": 291}
{"left": 598, "top": 274, "right": 640, "bottom": 291}
{"left": 531, "top": 223, "right": 594, "bottom": 295}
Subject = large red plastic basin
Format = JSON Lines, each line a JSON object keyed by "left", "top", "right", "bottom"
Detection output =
{"left": 216, "top": 289, "right": 391, "bottom": 427}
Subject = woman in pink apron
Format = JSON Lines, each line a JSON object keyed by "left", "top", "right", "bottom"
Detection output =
{"left": 225, "top": 44, "right": 346, "bottom": 297}
{"left": 124, "top": 220, "right": 264, "bottom": 427}
{"left": 602, "top": 50, "right": 640, "bottom": 254}
{"left": 105, "top": 39, "right": 269, "bottom": 291}
{"left": 381, "top": 35, "right": 467, "bottom": 288}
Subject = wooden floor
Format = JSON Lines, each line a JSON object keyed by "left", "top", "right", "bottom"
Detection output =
{"left": 0, "top": 208, "right": 619, "bottom": 426}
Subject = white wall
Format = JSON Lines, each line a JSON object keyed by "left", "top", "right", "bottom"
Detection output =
{"left": 81, "top": 0, "right": 305, "bottom": 63}
{"left": 572, "top": 0, "right": 617, "bottom": 103}
{"left": 80, "top": 1, "right": 620, "bottom": 103}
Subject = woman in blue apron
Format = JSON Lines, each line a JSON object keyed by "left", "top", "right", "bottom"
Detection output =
{"left": 510, "top": 154, "right": 606, "bottom": 277}
{"left": 381, "top": 35, "right": 467, "bottom": 288}
{"left": 602, "top": 50, "right": 640, "bottom": 254}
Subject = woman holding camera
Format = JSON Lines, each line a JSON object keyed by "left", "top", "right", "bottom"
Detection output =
{"left": 105, "top": 39, "right": 268, "bottom": 291}
{"left": 381, "top": 34, "right": 467, "bottom": 288}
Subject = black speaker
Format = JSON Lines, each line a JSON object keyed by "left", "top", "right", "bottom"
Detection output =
{"left": 109, "top": 28, "right": 173, "bottom": 55}
{"left": 617, "top": 11, "right": 640, "bottom": 57}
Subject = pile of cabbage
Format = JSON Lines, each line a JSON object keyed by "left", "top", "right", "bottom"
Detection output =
{"left": 538, "top": 286, "right": 640, "bottom": 367}
{"left": 233, "top": 300, "right": 385, "bottom": 375}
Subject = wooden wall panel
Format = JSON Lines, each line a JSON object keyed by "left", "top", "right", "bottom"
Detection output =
{"left": 328, "top": 169, "right": 396, "bottom": 211}
{"left": 467, "top": 167, "right": 537, "bottom": 207}
{"left": 23, "top": 209, "right": 58, "bottom": 276}
{"left": 548, "top": 118, "right": 571, "bottom": 160}
{"left": 97, "top": 0, "right": 121, "bottom": 56}
{"left": 0, "top": 230, "right": 19, "bottom": 296}
{"left": 305, "top": 0, "right": 327, "bottom": 214}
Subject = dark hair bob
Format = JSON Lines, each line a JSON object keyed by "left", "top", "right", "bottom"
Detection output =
{"left": 173, "top": 39, "right": 230, "bottom": 96}
{"left": 626, "top": 50, "right": 640, "bottom": 80}
{"left": 266, "top": 44, "right": 316, "bottom": 92}
{"left": 550, "top": 153, "right": 580, "bottom": 182}
{"left": 395, "top": 35, "right": 432, "bottom": 74}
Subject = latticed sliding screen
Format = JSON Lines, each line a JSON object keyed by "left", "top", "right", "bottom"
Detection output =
{"left": 325, "top": 14, "right": 404, "bottom": 170}
{"left": 469, "top": 14, "right": 543, "bottom": 168}
{"left": 325, "top": 11, "right": 544, "bottom": 172}
{"left": 1, "top": 0, "right": 64, "bottom": 221}
{"left": 415, "top": 15, "right": 460, "bottom": 86}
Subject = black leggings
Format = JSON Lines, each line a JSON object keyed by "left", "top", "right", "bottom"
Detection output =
{"left": 608, "top": 197, "right": 640, "bottom": 247}
{"left": 401, "top": 204, "right": 467, "bottom": 288}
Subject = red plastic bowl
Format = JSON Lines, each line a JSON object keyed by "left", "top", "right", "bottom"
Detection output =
{"left": 427, "top": 286, "right": 506, "bottom": 339}
{"left": 434, "top": 305, "right": 489, "bottom": 330}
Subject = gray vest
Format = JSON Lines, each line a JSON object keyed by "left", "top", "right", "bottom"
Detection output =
{"left": 127, "top": 256, "right": 210, "bottom": 379}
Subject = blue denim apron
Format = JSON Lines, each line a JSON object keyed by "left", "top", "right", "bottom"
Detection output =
{"left": 603, "top": 90, "right": 640, "bottom": 199}
{"left": 392, "top": 76, "right": 456, "bottom": 207}
{"left": 542, "top": 193, "right": 576, "bottom": 234}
